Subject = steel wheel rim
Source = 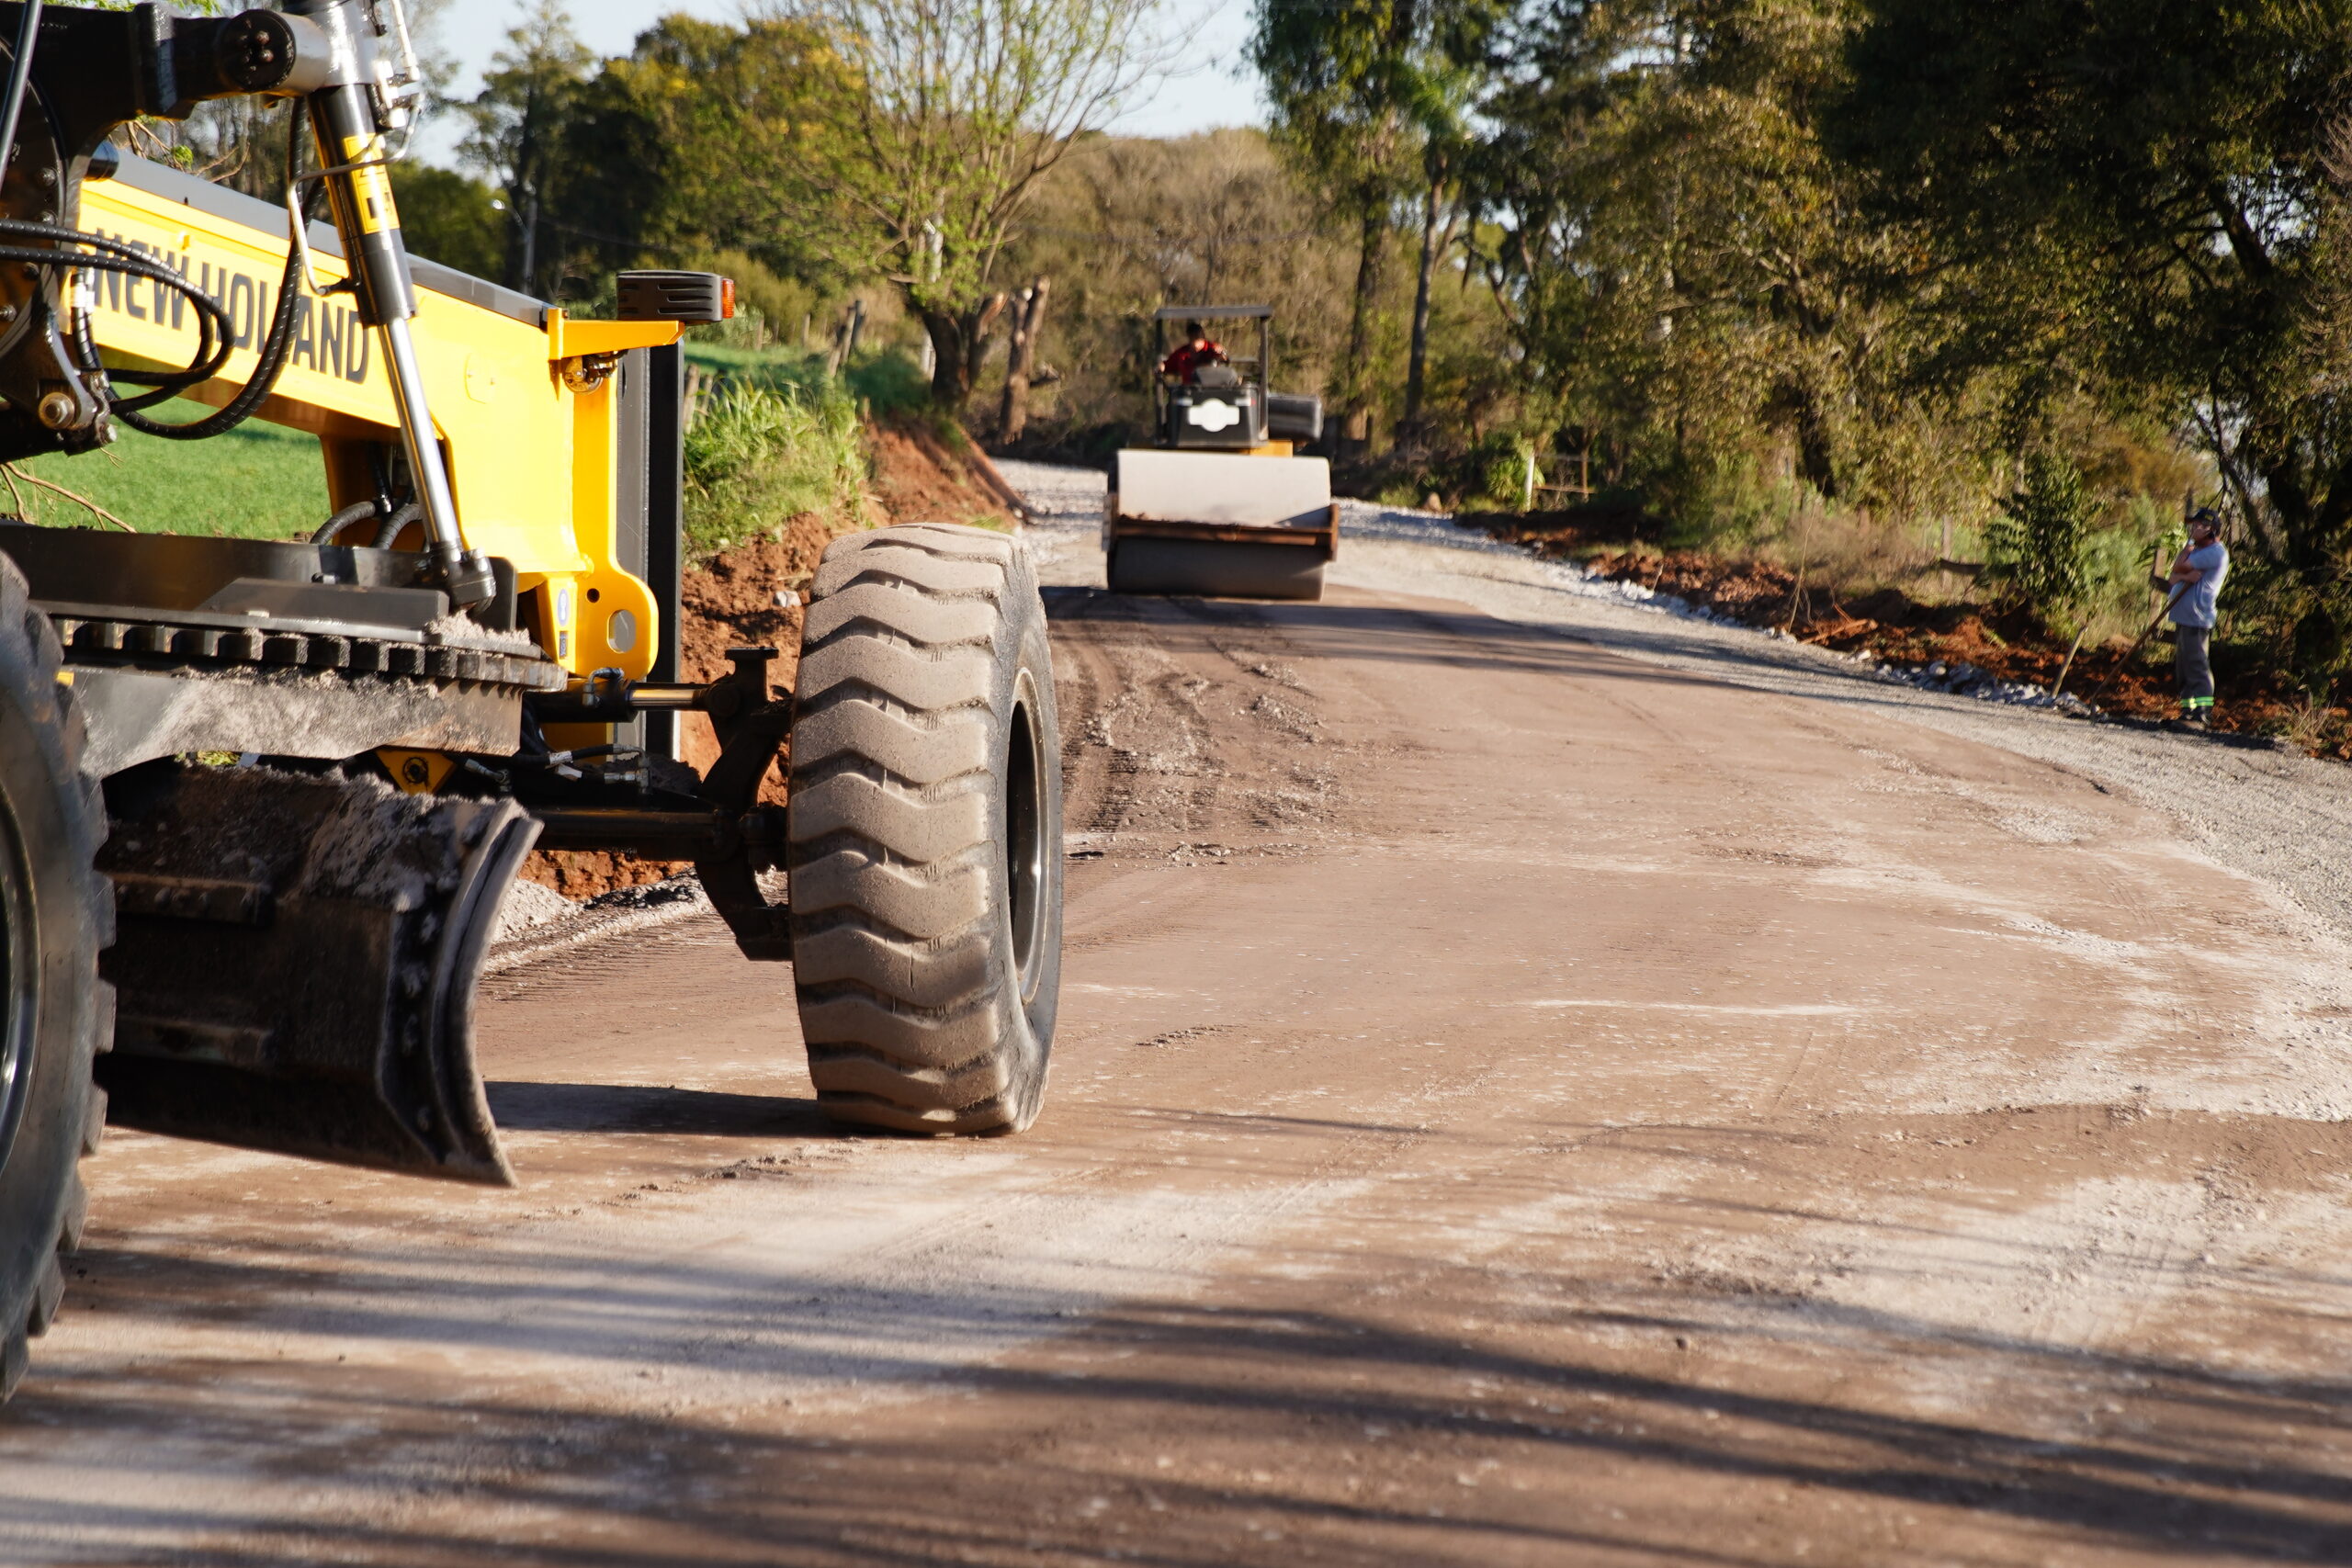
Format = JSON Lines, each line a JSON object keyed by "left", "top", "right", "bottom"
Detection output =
{"left": 1005, "top": 690, "right": 1047, "bottom": 1007}
{"left": 0, "top": 792, "right": 36, "bottom": 1178}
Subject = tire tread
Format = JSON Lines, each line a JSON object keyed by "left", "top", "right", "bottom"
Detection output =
{"left": 0, "top": 559, "right": 109, "bottom": 1399}
{"left": 787, "top": 525, "right": 1056, "bottom": 1133}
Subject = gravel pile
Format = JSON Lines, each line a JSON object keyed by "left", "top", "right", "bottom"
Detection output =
{"left": 998, "top": 457, "right": 2352, "bottom": 942}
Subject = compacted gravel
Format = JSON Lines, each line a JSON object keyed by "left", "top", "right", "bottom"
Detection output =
{"left": 1007, "top": 458, "right": 2352, "bottom": 944}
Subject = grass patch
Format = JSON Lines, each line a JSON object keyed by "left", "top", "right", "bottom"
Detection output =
{"left": 0, "top": 357, "right": 899, "bottom": 561}
{"left": 684, "top": 376, "right": 867, "bottom": 560}
{"left": 684, "top": 342, "right": 932, "bottom": 419}
{"left": 14, "top": 401, "right": 328, "bottom": 539}
{"left": 841, "top": 351, "right": 931, "bottom": 417}
{"left": 684, "top": 340, "right": 816, "bottom": 386}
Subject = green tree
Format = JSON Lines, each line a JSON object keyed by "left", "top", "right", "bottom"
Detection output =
{"left": 1838, "top": 0, "right": 2352, "bottom": 685}
{"left": 549, "top": 17, "right": 860, "bottom": 291}
{"left": 390, "top": 164, "right": 503, "bottom": 280}
{"left": 752, "top": 0, "right": 1175, "bottom": 410}
{"left": 1464, "top": 1, "right": 1920, "bottom": 519}
{"left": 1985, "top": 449, "right": 2094, "bottom": 622}
{"left": 1399, "top": 11, "right": 1502, "bottom": 446}
{"left": 460, "top": 0, "right": 594, "bottom": 296}
{"left": 1252, "top": 0, "right": 1501, "bottom": 452}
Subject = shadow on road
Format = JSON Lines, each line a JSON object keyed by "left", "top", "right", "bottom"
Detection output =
{"left": 12, "top": 1242, "right": 2352, "bottom": 1564}
{"left": 1042, "top": 582, "right": 2013, "bottom": 739}
{"left": 1046, "top": 582, "right": 1780, "bottom": 691}
{"left": 485, "top": 1080, "right": 828, "bottom": 1139}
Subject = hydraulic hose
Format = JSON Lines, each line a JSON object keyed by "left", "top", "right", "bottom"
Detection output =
{"left": 311, "top": 499, "right": 379, "bottom": 543}
{"left": 98, "top": 102, "right": 321, "bottom": 441}
{"left": 311, "top": 499, "right": 418, "bottom": 547}
{"left": 49, "top": 235, "right": 233, "bottom": 423}
{"left": 50, "top": 225, "right": 235, "bottom": 404}
{"left": 23, "top": 226, "right": 234, "bottom": 378}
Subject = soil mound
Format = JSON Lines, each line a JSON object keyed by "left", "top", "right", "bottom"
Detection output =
{"left": 869, "top": 416, "right": 1018, "bottom": 529}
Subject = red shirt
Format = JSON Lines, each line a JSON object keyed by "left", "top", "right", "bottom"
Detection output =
{"left": 1159, "top": 340, "right": 1226, "bottom": 383}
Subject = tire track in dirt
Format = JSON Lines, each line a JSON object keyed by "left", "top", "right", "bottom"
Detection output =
{"left": 1046, "top": 588, "right": 1364, "bottom": 848}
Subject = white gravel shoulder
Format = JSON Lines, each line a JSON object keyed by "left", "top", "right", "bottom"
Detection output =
{"left": 1000, "top": 457, "right": 2352, "bottom": 942}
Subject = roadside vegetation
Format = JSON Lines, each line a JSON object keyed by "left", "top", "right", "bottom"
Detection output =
{"left": 680, "top": 368, "right": 867, "bottom": 560}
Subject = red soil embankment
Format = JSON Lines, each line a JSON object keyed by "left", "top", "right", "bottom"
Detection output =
{"left": 1461, "top": 510, "right": 2346, "bottom": 757}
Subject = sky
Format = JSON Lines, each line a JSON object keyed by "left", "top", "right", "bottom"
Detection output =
{"left": 416, "top": 0, "right": 1267, "bottom": 166}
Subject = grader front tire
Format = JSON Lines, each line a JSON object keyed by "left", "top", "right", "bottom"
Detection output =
{"left": 786, "top": 525, "right": 1064, "bottom": 1134}
{"left": 0, "top": 558, "right": 111, "bottom": 1402}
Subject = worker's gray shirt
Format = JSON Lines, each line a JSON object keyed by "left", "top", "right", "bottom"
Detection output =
{"left": 2169, "top": 541, "right": 2229, "bottom": 628}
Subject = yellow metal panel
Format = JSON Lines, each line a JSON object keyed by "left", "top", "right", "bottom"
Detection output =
{"left": 546, "top": 313, "right": 684, "bottom": 357}
{"left": 378, "top": 748, "right": 456, "bottom": 794}
{"left": 81, "top": 180, "right": 401, "bottom": 433}
{"left": 564, "top": 373, "right": 660, "bottom": 673}
{"left": 72, "top": 172, "right": 662, "bottom": 685}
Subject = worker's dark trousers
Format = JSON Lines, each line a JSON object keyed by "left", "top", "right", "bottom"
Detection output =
{"left": 2175, "top": 624, "right": 2214, "bottom": 714}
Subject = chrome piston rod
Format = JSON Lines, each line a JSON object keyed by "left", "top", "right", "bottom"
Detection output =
{"left": 379, "top": 312, "right": 473, "bottom": 581}
{"left": 289, "top": 0, "right": 494, "bottom": 606}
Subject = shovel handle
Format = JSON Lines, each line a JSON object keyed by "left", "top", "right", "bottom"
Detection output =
{"left": 2086, "top": 585, "right": 2185, "bottom": 704}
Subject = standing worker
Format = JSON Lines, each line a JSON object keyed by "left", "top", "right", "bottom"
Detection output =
{"left": 2155, "top": 507, "right": 2230, "bottom": 728}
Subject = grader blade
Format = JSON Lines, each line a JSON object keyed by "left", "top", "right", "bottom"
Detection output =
{"left": 95, "top": 765, "right": 537, "bottom": 1186}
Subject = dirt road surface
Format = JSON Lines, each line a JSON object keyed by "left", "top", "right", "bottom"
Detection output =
{"left": 9, "top": 489, "right": 2352, "bottom": 1564}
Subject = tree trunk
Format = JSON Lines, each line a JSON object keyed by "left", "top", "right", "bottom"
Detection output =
{"left": 503, "top": 83, "right": 553, "bottom": 296}
{"left": 999, "top": 276, "right": 1051, "bottom": 446}
{"left": 517, "top": 190, "right": 539, "bottom": 298}
{"left": 1400, "top": 178, "right": 1443, "bottom": 449}
{"left": 1339, "top": 199, "right": 1393, "bottom": 460}
{"left": 918, "top": 291, "right": 1008, "bottom": 412}
{"left": 2251, "top": 438, "right": 2352, "bottom": 690}
{"left": 1791, "top": 373, "right": 1838, "bottom": 499}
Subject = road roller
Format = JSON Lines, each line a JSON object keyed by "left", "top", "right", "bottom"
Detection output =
{"left": 1103, "top": 304, "right": 1336, "bottom": 602}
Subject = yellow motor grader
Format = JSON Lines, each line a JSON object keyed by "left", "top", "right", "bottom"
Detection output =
{"left": 0, "top": 0, "right": 1063, "bottom": 1400}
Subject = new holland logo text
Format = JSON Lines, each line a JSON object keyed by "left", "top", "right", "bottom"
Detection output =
{"left": 85, "top": 228, "right": 373, "bottom": 387}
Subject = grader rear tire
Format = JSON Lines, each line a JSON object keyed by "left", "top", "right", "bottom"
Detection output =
{"left": 786, "top": 525, "right": 1063, "bottom": 1134}
{"left": 0, "top": 558, "right": 111, "bottom": 1402}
